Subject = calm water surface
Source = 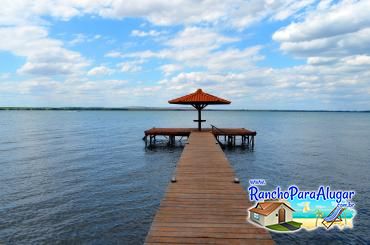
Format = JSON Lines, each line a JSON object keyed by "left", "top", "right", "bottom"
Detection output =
{"left": 0, "top": 111, "right": 369, "bottom": 244}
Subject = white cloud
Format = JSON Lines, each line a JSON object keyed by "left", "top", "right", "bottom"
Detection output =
{"left": 98, "top": 0, "right": 225, "bottom": 26}
{"left": 87, "top": 66, "right": 114, "bottom": 76}
{"left": 109, "top": 23, "right": 370, "bottom": 109}
{"left": 205, "top": 47, "right": 263, "bottom": 71}
{"left": 278, "top": 27, "right": 370, "bottom": 58}
{"left": 273, "top": 0, "right": 370, "bottom": 61}
{"left": 73, "top": 79, "right": 128, "bottom": 94}
{"left": 131, "top": 29, "right": 161, "bottom": 37}
{"left": 1, "top": 0, "right": 316, "bottom": 30}
{"left": 119, "top": 61, "right": 143, "bottom": 72}
{"left": 0, "top": 78, "right": 60, "bottom": 95}
{"left": 0, "top": 73, "right": 10, "bottom": 80}
{"left": 68, "top": 33, "right": 102, "bottom": 46}
{"left": 69, "top": 33, "right": 87, "bottom": 45}
{"left": 110, "top": 27, "right": 261, "bottom": 72}
{"left": 308, "top": 54, "right": 370, "bottom": 67}
{"left": 18, "top": 79, "right": 60, "bottom": 94}
{"left": 1, "top": 77, "right": 128, "bottom": 95}
{"left": 156, "top": 58, "right": 370, "bottom": 110}
{"left": 161, "top": 64, "right": 182, "bottom": 76}
{"left": 344, "top": 55, "right": 370, "bottom": 66}
{"left": 161, "top": 27, "right": 255, "bottom": 71}
{"left": 0, "top": 0, "right": 81, "bottom": 25}
{"left": 105, "top": 51, "right": 124, "bottom": 58}
{"left": 0, "top": 25, "right": 88, "bottom": 76}
{"left": 166, "top": 27, "right": 238, "bottom": 49}
{"left": 271, "top": 0, "right": 315, "bottom": 21}
{"left": 271, "top": 0, "right": 370, "bottom": 105}
{"left": 307, "top": 57, "right": 338, "bottom": 66}
{"left": 0, "top": 77, "right": 152, "bottom": 107}
{"left": 273, "top": 1, "right": 370, "bottom": 43}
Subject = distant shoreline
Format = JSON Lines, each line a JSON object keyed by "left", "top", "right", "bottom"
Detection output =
{"left": 0, "top": 107, "right": 369, "bottom": 112}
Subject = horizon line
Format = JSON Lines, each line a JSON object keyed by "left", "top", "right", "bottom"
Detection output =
{"left": 0, "top": 107, "right": 369, "bottom": 113}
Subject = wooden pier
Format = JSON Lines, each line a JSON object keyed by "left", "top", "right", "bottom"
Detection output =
{"left": 145, "top": 132, "right": 273, "bottom": 244}
{"left": 144, "top": 126, "right": 256, "bottom": 148}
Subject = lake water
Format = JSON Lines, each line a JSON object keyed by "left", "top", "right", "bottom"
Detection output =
{"left": 0, "top": 111, "right": 369, "bottom": 244}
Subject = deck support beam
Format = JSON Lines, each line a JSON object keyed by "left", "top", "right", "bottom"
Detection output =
{"left": 144, "top": 128, "right": 256, "bottom": 148}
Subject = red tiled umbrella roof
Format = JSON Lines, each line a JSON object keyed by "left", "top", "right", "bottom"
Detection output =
{"left": 168, "top": 89, "right": 231, "bottom": 105}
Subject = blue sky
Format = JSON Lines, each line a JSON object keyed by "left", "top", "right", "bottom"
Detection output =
{"left": 1, "top": 0, "right": 370, "bottom": 110}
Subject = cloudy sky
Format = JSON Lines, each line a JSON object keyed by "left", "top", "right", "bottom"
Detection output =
{"left": 1, "top": 0, "right": 370, "bottom": 110}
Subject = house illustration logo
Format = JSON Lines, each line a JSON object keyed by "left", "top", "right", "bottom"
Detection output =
{"left": 249, "top": 200, "right": 299, "bottom": 230}
{"left": 249, "top": 199, "right": 301, "bottom": 231}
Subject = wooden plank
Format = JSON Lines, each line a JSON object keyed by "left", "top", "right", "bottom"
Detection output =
{"left": 146, "top": 237, "right": 273, "bottom": 245}
{"left": 145, "top": 132, "right": 273, "bottom": 244}
{"left": 148, "top": 231, "right": 272, "bottom": 239}
{"left": 150, "top": 226, "right": 267, "bottom": 233}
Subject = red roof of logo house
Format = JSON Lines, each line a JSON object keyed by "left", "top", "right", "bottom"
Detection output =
{"left": 249, "top": 202, "right": 295, "bottom": 216}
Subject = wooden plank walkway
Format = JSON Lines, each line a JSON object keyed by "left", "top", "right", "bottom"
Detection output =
{"left": 145, "top": 132, "right": 273, "bottom": 244}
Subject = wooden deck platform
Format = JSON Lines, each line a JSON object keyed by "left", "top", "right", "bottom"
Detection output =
{"left": 145, "top": 132, "right": 273, "bottom": 244}
{"left": 144, "top": 127, "right": 256, "bottom": 148}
